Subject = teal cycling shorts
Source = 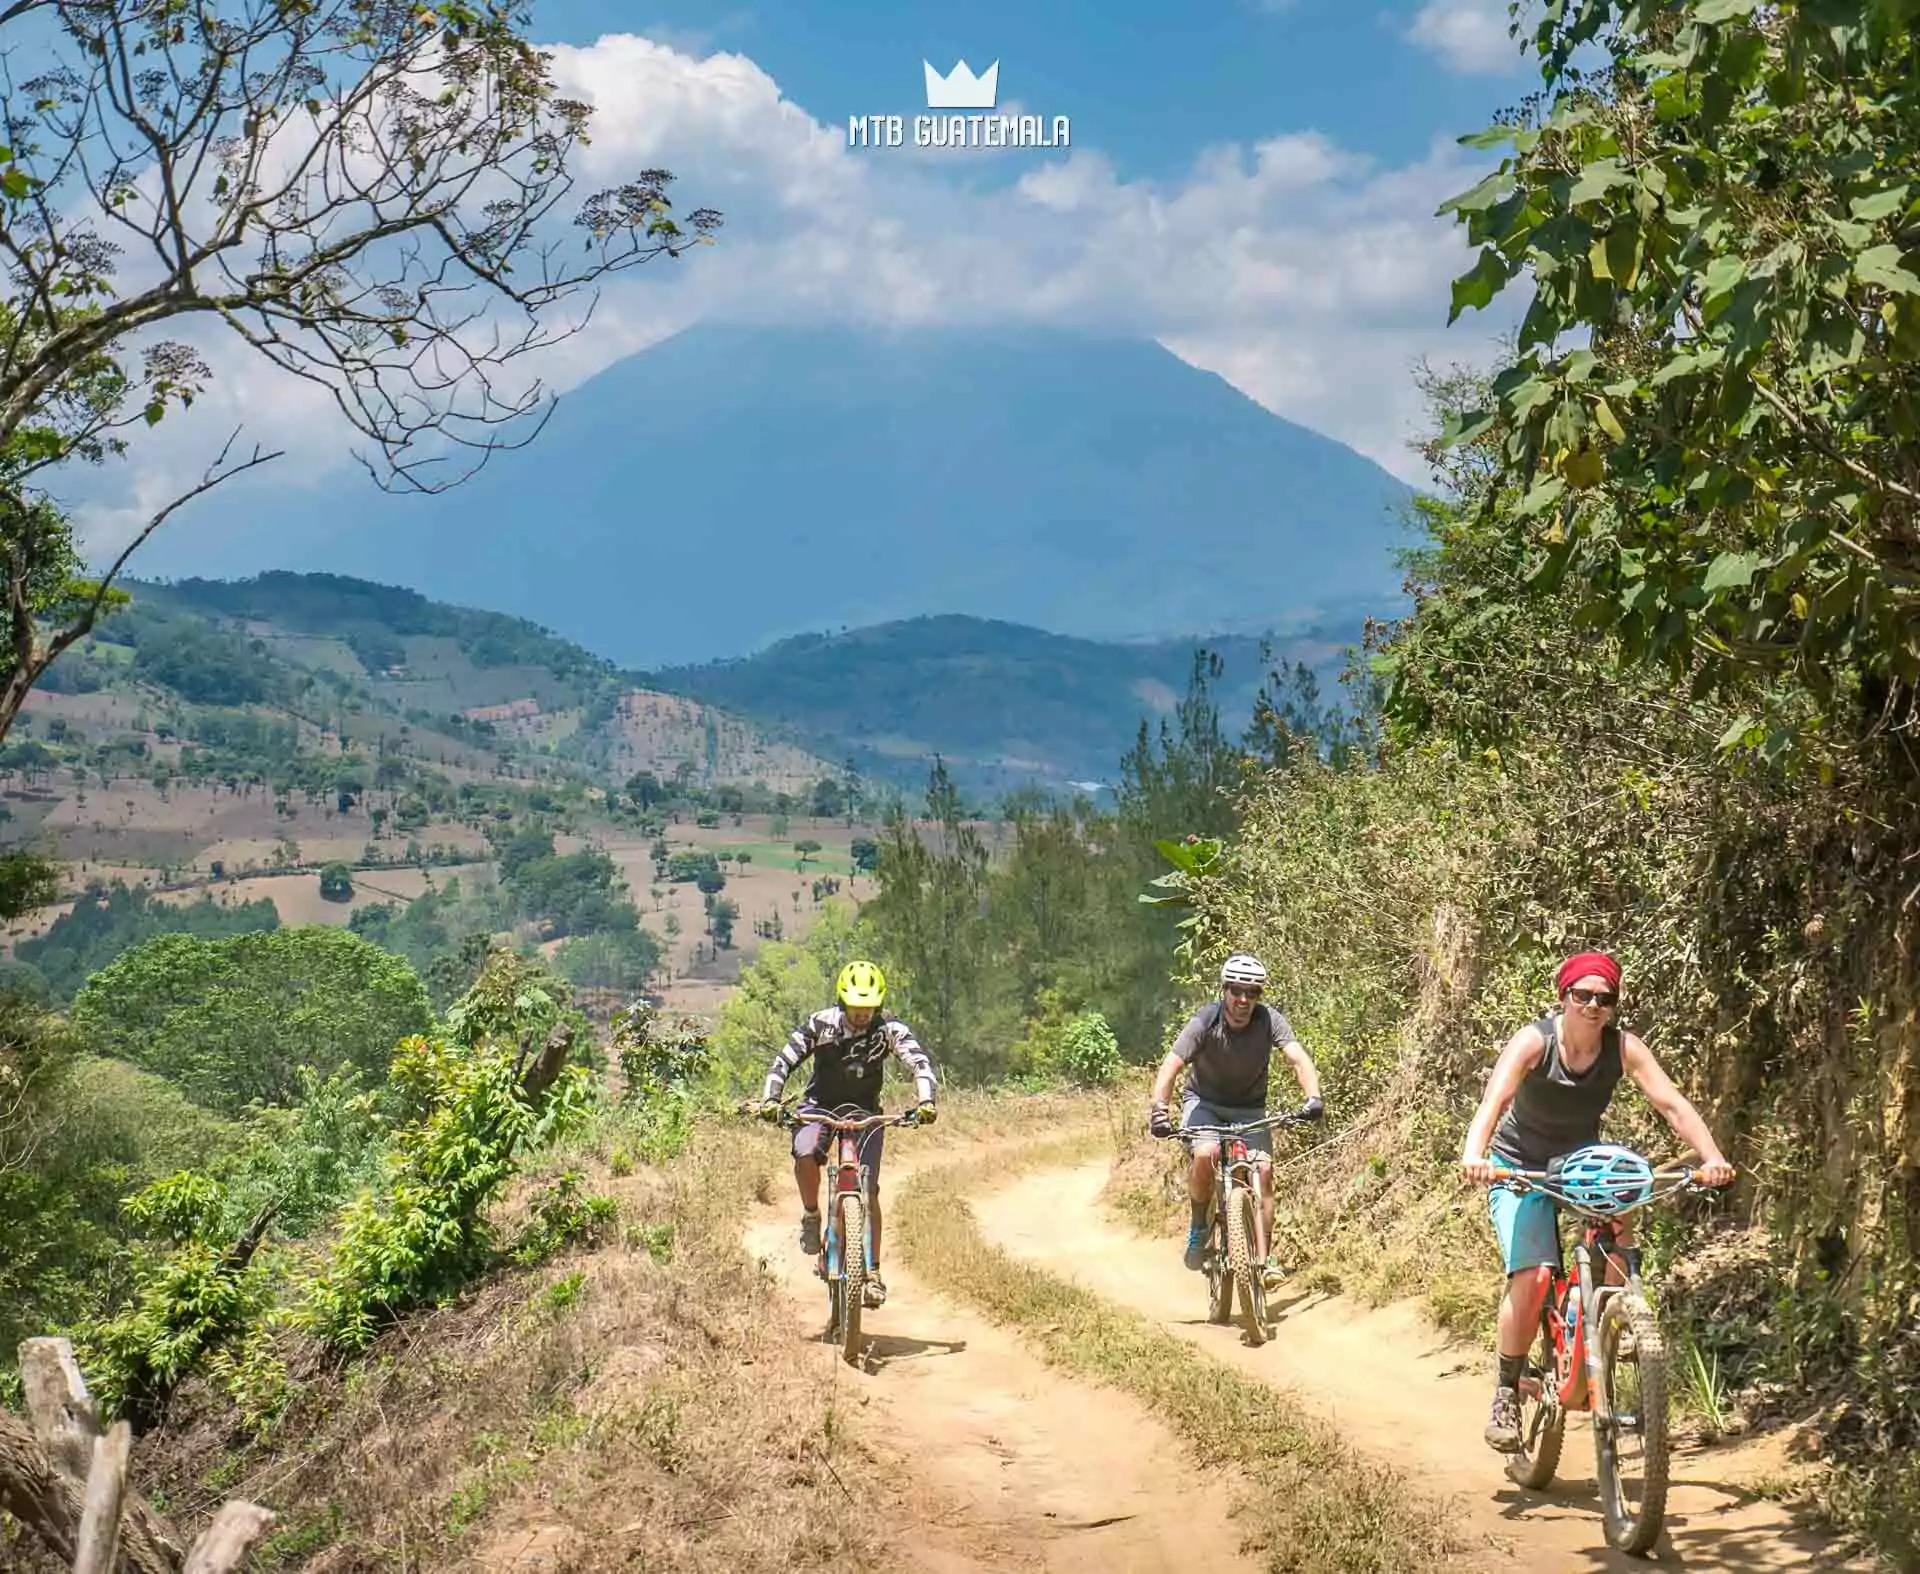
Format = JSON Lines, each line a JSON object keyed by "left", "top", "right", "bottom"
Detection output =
{"left": 1488, "top": 1184, "right": 1561, "bottom": 1273}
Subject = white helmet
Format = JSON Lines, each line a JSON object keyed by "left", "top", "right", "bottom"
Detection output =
{"left": 1220, "top": 954, "right": 1267, "bottom": 987}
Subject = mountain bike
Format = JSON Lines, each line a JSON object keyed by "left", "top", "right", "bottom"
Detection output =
{"left": 777, "top": 1101, "right": 923, "bottom": 1366}
{"left": 1162, "top": 1111, "right": 1310, "bottom": 1347}
{"left": 1491, "top": 1146, "right": 1717, "bottom": 1555}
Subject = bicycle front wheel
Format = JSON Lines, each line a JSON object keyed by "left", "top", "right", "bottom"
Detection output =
{"left": 836, "top": 1193, "right": 866, "bottom": 1366}
{"left": 1595, "top": 1292, "right": 1670, "bottom": 1554}
{"left": 1225, "top": 1184, "right": 1266, "bottom": 1347}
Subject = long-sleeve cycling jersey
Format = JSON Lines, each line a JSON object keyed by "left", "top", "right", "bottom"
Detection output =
{"left": 760, "top": 1005, "right": 938, "bottom": 1112}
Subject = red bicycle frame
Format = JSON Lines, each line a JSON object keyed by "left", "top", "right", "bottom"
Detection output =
{"left": 1522, "top": 1213, "right": 1635, "bottom": 1412}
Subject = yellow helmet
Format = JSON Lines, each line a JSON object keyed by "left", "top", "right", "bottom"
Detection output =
{"left": 836, "top": 960, "right": 886, "bottom": 1009}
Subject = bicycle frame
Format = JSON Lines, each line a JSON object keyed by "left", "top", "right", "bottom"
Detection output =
{"left": 1173, "top": 1111, "right": 1310, "bottom": 1337}
{"left": 785, "top": 1102, "right": 916, "bottom": 1284}
{"left": 1496, "top": 1163, "right": 1701, "bottom": 1424}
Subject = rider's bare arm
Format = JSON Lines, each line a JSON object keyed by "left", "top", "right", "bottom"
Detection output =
{"left": 1620, "top": 1032, "right": 1733, "bottom": 1182}
{"left": 1149, "top": 1048, "right": 1185, "bottom": 1106}
{"left": 1280, "top": 1040, "right": 1320, "bottom": 1102}
{"left": 1460, "top": 1024, "right": 1546, "bottom": 1179}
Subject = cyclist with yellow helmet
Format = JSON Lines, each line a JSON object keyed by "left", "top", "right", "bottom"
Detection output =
{"left": 756, "top": 960, "right": 938, "bottom": 1308}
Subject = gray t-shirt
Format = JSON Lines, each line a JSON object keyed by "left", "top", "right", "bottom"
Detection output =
{"left": 1171, "top": 1002, "right": 1297, "bottom": 1108}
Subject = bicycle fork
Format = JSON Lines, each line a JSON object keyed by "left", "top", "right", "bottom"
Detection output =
{"left": 1574, "top": 1246, "right": 1615, "bottom": 1430}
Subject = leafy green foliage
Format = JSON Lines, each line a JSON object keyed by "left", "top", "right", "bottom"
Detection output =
{"left": 82, "top": 1172, "right": 274, "bottom": 1429}
{"left": 18, "top": 880, "right": 280, "bottom": 1002}
{"left": 126, "top": 611, "right": 281, "bottom": 706}
{"left": 1011, "top": 999, "right": 1123, "bottom": 1087}
{"left": 71, "top": 926, "right": 432, "bottom": 1113}
{"left": 302, "top": 952, "right": 596, "bottom": 1350}
{"left": 552, "top": 927, "right": 663, "bottom": 993}
{"left": 508, "top": 1170, "right": 618, "bottom": 1266}
{"left": 1440, "top": 0, "right": 1920, "bottom": 743}
{"left": 319, "top": 862, "right": 355, "bottom": 902}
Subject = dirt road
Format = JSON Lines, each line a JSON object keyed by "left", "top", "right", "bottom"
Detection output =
{"left": 742, "top": 1190, "right": 1249, "bottom": 1573}
{"left": 973, "top": 1160, "right": 1860, "bottom": 1574}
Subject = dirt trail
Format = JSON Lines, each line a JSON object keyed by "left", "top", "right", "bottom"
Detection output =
{"left": 975, "top": 1161, "right": 1862, "bottom": 1574}
{"left": 742, "top": 1183, "right": 1247, "bottom": 1573}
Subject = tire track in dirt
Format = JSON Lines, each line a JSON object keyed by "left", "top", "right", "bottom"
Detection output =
{"left": 742, "top": 1179, "right": 1249, "bottom": 1574}
{"left": 973, "top": 1160, "right": 1863, "bottom": 1574}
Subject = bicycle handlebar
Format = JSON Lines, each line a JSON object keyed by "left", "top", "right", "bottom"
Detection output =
{"left": 1489, "top": 1161, "right": 1714, "bottom": 1217}
{"left": 783, "top": 1102, "right": 924, "bottom": 1132}
{"left": 1165, "top": 1110, "right": 1315, "bottom": 1141}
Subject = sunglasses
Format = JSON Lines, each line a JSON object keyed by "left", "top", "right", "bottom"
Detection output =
{"left": 1566, "top": 986, "right": 1618, "bottom": 1008}
{"left": 1224, "top": 985, "right": 1263, "bottom": 1001}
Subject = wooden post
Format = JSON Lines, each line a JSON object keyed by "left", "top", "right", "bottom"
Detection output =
{"left": 182, "top": 1501, "right": 278, "bottom": 1574}
{"left": 2, "top": 1337, "right": 273, "bottom": 1574}
{"left": 72, "top": 1421, "right": 132, "bottom": 1574}
{"left": 20, "top": 1337, "right": 100, "bottom": 1481}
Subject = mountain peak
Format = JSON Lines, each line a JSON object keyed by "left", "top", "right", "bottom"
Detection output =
{"left": 135, "top": 323, "right": 1411, "bottom": 668}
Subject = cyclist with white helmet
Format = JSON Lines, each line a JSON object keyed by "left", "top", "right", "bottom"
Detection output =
{"left": 1460, "top": 950, "right": 1735, "bottom": 1453}
{"left": 1148, "top": 953, "right": 1324, "bottom": 1277}
{"left": 755, "top": 960, "right": 937, "bottom": 1309}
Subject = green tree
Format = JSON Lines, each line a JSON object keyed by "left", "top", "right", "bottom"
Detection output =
{"left": 553, "top": 928, "right": 664, "bottom": 993}
{"left": 864, "top": 759, "right": 992, "bottom": 1072}
{"left": 71, "top": 927, "right": 433, "bottom": 1113}
{"left": 1438, "top": 0, "right": 1920, "bottom": 751}
{"left": 319, "top": 861, "right": 355, "bottom": 902}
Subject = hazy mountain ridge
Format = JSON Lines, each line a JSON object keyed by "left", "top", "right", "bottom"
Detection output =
{"left": 131, "top": 324, "right": 1415, "bottom": 668}
{"left": 649, "top": 611, "right": 1366, "bottom": 793}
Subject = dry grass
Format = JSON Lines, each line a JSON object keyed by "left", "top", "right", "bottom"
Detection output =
{"left": 894, "top": 1148, "right": 1472, "bottom": 1574}
{"left": 1100, "top": 1108, "right": 1504, "bottom": 1345}
{"left": 117, "top": 1106, "right": 913, "bottom": 1574}
{"left": 95, "top": 1088, "right": 1111, "bottom": 1574}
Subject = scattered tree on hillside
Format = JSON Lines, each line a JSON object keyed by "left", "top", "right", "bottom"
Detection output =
{"left": 319, "top": 862, "right": 355, "bottom": 903}
{"left": 70, "top": 927, "right": 433, "bottom": 1113}
{"left": 0, "top": 0, "right": 722, "bottom": 751}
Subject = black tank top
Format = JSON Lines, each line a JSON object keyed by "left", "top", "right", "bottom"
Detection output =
{"left": 1490, "top": 1015, "right": 1623, "bottom": 1168}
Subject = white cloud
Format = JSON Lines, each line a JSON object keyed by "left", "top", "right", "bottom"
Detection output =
{"left": 1406, "top": 0, "right": 1523, "bottom": 75}
{"left": 67, "top": 30, "right": 1517, "bottom": 557}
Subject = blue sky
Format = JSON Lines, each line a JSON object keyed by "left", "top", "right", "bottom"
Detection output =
{"left": 532, "top": 1, "right": 1530, "bottom": 183}
{"left": 74, "top": 0, "right": 1532, "bottom": 556}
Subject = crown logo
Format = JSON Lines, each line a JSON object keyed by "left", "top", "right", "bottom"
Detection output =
{"left": 923, "top": 59, "right": 998, "bottom": 109}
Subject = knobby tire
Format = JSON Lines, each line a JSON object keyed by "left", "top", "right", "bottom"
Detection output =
{"left": 837, "top": 1193, "right": 866, "bottom": 1366}
{"left": 1596, "top": 1292, "right": 1669, "bottom": 1555}
{"left": 1206, "top": 1214, "right": 1234, "bottom": 1324}
{"left": 1507, "top": 1298, "right": 1567, "bottom": 1490}
{"left": 1225, "top": 1182, "right": 1266, "bottom": 1347}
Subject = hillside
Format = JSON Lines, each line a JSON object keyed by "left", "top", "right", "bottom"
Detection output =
{"left": 650, "top": 612, "right": 1362, "bottom": 793}
{"left": 130, "top": 572, "right": 835, "bottom": 791}
{"left": 0, "top": 580, "right": 858, "bottom": 1015}
{"left": 128, "top": 324, "right": 1415, "bottom": 667}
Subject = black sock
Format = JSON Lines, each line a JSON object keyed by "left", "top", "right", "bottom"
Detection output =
{"left": 1497, "top": 1353, "right": 1524, "bottom": 1391}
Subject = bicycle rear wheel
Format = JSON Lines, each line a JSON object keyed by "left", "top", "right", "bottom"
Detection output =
{"left": 1225, "top": 1184, "right": 1266, "bottom": 1347}
{"left": 1507, "top": 1300, "right": 1566, "bottom": 1490}
{"left": 1206, "top": 1207, "right": 1233, "bottom": 1323}
{"left": 1595, "top": 1292, "right": 1669, "bottom": 1554}
{"left": 836, "top": 1193, "right": 866, "bottom": 1366}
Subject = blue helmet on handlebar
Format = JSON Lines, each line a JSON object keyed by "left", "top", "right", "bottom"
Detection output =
{"left": 1547, "top": 1143, "right": 1654, "bottom": 1214}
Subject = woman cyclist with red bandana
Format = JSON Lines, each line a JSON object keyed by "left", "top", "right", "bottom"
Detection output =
{"left": 1459, "top": 951, "right": 1736, "bottom": 1453}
